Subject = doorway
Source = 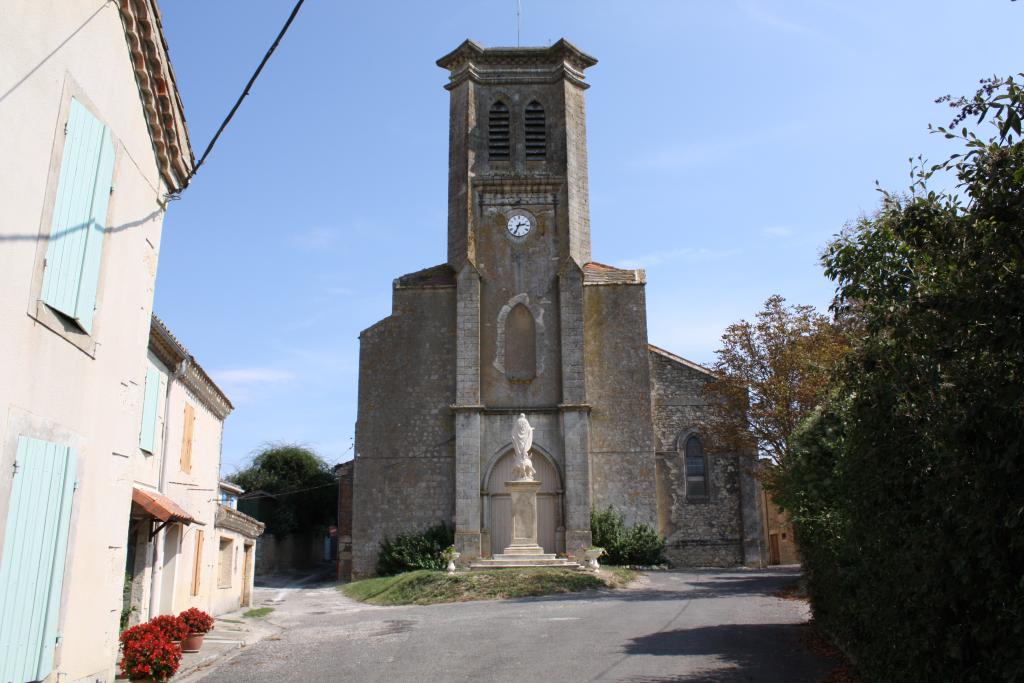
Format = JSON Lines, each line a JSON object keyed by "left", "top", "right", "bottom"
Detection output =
{"left": 484, "top": 450, "right": 563, "bottom": 556}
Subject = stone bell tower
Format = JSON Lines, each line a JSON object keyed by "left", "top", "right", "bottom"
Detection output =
{"left": 436, "top": 39, "right": 599, "bottom": 561}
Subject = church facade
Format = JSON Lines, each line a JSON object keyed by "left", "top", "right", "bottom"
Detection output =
{"left": 348, "top": 39, "right": 764, "bottom": 578}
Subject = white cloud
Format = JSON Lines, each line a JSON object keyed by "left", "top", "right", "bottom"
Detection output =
{"left": 615, "top": 247, "right": 734, "bottom": 270}
{"left": 289, "top": 227, "right": 340, "bottom": 250}
{"left": 214, "top": 368, "right": 295, "bottom": 385}
{"left": 737, "top": 0, "right": 826, "bottom": 41}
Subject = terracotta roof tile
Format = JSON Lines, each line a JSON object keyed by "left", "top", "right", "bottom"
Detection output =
{"left": 132, "top": 486, "right": 195, "bottom": 524}
{"left": 583, "top": 261, "right": 646, "bottom": 285}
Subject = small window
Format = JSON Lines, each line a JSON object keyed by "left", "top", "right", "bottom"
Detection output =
{"left": 684, "top": 435, "right": 708, "bottom": 500}
{"left": 488, "top": 101, "right": 510, "bottom": 161}
{"left": 524, "top": 101, "right": 545, "bottom": 160}
{"left": 180, "top": 403, "right": 195, "bottom": 473}
{"left": 218, "top": 537, "right": 233, "bottom": 588}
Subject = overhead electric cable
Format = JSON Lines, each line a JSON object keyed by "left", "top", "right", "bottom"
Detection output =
{"left": 171, "top": 0, "right": 307, "bottom": 197}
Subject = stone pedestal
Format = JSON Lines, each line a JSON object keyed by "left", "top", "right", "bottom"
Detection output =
{"left": 503, "top": 480, "right": 544, "bottom": 556}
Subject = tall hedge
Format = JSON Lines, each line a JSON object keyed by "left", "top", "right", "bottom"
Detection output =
{"left": 774, "top": 76, "right": 1024, "bottom": 681}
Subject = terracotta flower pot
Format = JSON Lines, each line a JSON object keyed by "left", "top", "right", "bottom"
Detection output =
{"left": 181, "top": 632, "right": 204, "bottom": 653}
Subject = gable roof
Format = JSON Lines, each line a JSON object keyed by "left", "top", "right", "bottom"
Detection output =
{"left": 583, "top": 261, "right": 646, "bottom": 285}
{"left": 648, "top": 343, "right": 717, "bottom": 378}
{"left": 116, "top": 0, "right": 194, "bottom": 189}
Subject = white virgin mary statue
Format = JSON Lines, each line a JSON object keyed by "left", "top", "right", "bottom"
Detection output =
{"left": 511, "top": 413, "right": 536, "bottom": 481}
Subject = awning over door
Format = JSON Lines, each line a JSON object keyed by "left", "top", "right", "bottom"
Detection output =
{"left": 132, "top": 486, "right": 196, "bottom": 525}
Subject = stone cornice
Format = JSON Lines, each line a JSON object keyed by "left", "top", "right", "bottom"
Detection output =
{"left": 149, "top": 315, "right": 234, "bottom": 420}
{"left": 215, "top": 504, "right": 265, "bottom": 539}
{"left": 117, "top": 0, "right": 194, "bottom": 190}
{"left": 437, "top": 39, "right": 597, "bottom": 91}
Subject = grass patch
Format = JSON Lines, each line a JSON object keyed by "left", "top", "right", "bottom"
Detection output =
{"left": 342, "top": 567, "right": 627, "bottom": 606}
{"left": 602, "top": 566, "right": 639, "bottom": 587}
{"left": 242, "top": 607, "right": 274, "bottom": 618}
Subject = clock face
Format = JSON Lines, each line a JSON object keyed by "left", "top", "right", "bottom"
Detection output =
{"left": 506, "top": 214, "right": 533, "bottom": 238}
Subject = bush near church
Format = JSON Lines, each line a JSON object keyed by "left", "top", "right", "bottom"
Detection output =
{"left": 772, "top": 75, "right": 1024, "bottom": 682}
{"left": 590, "top": 506, "right": 665, "bottom": 566}
{"left": 376, "top": 523, "right": 455, "bottom": 576}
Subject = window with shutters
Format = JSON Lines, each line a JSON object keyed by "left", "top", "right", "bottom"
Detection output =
{"left": 524, "top": 101, "right": 546, "bottom": 160}
{"left": 40, "top": 97, "right": 115, "bottom": 335}
{"left": 684, "top": 434, "right": 709, "bottom": 501}
{"left": 139, "top": 362, "right": 161, "bottom": 453}
{"left": 488, "top": 100, "right": 510, "bottom": 161}
{"left": 217, "top": 537, "right": 233, "bottom": 588}
{"left": 191, "top": 529, "right": 204, "bottom": 596}
{"left": 180, "top": 403, "right": 196, "bottom": 473}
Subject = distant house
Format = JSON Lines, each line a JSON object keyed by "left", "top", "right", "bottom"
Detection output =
{"left": 0, "top": 2, "right": 194, "bottom": 681}
{"left": 213, "top": 481, "right": 265, "bottom": 614}
{"left": 124, "top": 316, "right": 263, "bottom": 627}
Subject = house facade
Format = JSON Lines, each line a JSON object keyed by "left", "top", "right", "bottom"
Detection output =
{"left": 347, "top": 40, "right": 765, "bottom": 579}
{"left": 0, "top": 2, "right": 201, "bottom": 680}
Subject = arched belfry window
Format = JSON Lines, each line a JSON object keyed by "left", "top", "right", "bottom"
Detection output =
{"left": 505, "top": 303, "right": 536, "bottom": 381}
{"left": 488, "top": 101, "right": 510, "bottom": 161}
{"left": 524, "top": 100, "right": 546, "bottom": 160}
{"left": 684, "top": 435, "right": 708, "bottom": 500}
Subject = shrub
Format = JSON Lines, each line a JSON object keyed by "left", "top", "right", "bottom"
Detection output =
{"left": 148, "top": 614, "right": 188, "bottom": 642}
{"left": 590, "top": 507, "right": 665, "bottom": 565}
{"left": 179, "top": 607, "right": 215, "bottom": 634}
{"left": 119, "top": 622, "right": 182, "bottom": 682}
{"left": 376, "top": 523, "right": 454, "bottom": 576}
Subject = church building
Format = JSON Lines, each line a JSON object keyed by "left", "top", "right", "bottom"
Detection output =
{"left": 347, "top": 39, "right": 765, "bottom": 578}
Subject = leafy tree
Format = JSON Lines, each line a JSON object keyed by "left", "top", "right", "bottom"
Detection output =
{"left": 775, "top": 74, "right": 1024, "bottom": 681}
{"left": 701, "top": 295, "right": 848, "bottom": 474}
{"left": 230, "top": 443, "right": 337, "bottom": 536}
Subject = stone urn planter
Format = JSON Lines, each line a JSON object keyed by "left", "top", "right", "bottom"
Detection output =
{"left": 181, "top": 632, "right": 204, "bottom": 653}
{"left": 446, "top": 551, "right": 461, "bottom": 574}
{"left": 583, "top": 548, "right": 604, "bottom": 571}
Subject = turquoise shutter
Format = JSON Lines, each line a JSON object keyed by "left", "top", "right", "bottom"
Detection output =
{"left": 0, "top": 437, "right": 78, "bottom": 683}
{"left": 41, "top": 98, "right": 115, "bottom": 333}
{"left": 139, "top": 363, "right": 160, "bottom": 452}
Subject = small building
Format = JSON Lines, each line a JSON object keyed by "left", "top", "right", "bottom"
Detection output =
{"left": 212, "top": 482, "right": 264, "bottom": 614}
{"left": 762, "top": 491, "right": 800, "bottom": 565}
{"left": 0, "top": 2, "right": 193, "bottom": 681}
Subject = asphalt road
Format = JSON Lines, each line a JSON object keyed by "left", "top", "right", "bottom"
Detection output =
{"left": 198, "top": 567, "right": 833, "bottom": 683}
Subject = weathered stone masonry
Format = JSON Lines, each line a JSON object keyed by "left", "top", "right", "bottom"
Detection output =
{"left": 347, "top": 39, "right": 764, "bottom": 578}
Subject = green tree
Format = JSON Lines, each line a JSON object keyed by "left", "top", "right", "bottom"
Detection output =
{"left": 776, "top": 74, "right": 1024, "bottom": 681}
{"left": 701, "top": 295, "right": 848, "bottom": 477}
{"left": 230, "top": 443, "right": 337, "bottom": 536}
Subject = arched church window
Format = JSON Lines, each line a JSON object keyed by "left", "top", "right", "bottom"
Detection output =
{"left": 505, "top": 303, "right": 536, "bottom": 381}
{"left": 488, "top": 101, "right": 510, "bottom": 161}
{"left": 684, "top": 434, "right": 708, "bottom": 500}
{"left": 524, "top": 100, "right": 546, "bottom": 160}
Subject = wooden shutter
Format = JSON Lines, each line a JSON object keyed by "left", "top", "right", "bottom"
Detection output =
{"left": 180, "top": 403, "right": 195, "bottom": 473}
{"left": 139, "top": 364, "right": 160, "bottom": 452}
{"left": 41, "top": 98, "right": 115, "bottom": 333}
{"left": 191, "top": 529, "right": 204, "bottom": 596}
{"left": 0, "top": 437, "right": 77, "bottom": 683}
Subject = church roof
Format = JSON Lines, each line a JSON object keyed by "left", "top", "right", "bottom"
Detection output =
{"left": 394, "top": 263, "right": 457, "bottom": 288}
{"left": 436, "top": 38, "right": 598, "bottom": 72}
{"left": 648, "top": 344, "right": 717, "bottom": 378}
{"left": 582, "top": 261, "right": 646, "bottom": 285}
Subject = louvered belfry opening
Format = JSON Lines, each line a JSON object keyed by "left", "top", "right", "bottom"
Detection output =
{"left": 488, "top": 100, "right": 511, "bottom": 160}
{"left": 524, "top": 100, "right": 546, "bottom": 160}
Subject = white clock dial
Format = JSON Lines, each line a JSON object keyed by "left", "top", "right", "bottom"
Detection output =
{"left": 507, "top": 214, "right": 532, "bottom": 238}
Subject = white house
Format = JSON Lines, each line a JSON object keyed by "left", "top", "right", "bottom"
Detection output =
{"left": 0, "top": 2, "right": 194, "bottom": 681}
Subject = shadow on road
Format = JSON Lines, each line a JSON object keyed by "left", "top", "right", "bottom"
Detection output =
{"left": 620, "top": 623, "right": 831, "bottom": 682}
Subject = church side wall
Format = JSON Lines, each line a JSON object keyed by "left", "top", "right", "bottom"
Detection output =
{"left": 583, "top": 284, "right": 657, "bottom": 528}
{"left": 649, "top": 351, "right": 746, "bottom": 567}
{"left": 352, "top": 286, "right": 457, "bottom": 578}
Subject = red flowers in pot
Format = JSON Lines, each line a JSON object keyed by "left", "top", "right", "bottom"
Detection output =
{"left": 178, "top": 608, "right": 215, "bottom": 653}
{"left": 149, "top": 614, "right": 189, "bottom": 643}
{"left": 119, "top": 622, "right": 182, "bottom": 682}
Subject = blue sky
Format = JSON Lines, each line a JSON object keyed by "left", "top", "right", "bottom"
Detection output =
{"left": 154, "top": 1, "right": 1022, "bottom": 473}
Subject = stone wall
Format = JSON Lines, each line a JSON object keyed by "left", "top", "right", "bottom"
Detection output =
{"left": 649, "top": 347, "right": 748, "bottom": 567}
{"left": 584, "top": 283, "right": 657, "bottom": 528}
{"left": 352, "top": 283, "right": 457, "bottom": 577}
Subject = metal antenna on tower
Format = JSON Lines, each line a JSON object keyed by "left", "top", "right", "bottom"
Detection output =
{"left": 516, "top": 0, "right": 522, "bottom": 47}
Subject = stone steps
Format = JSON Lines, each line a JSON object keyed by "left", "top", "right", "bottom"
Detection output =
{"left": 469, "top": 557, "right": 584, "bottom": 570}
